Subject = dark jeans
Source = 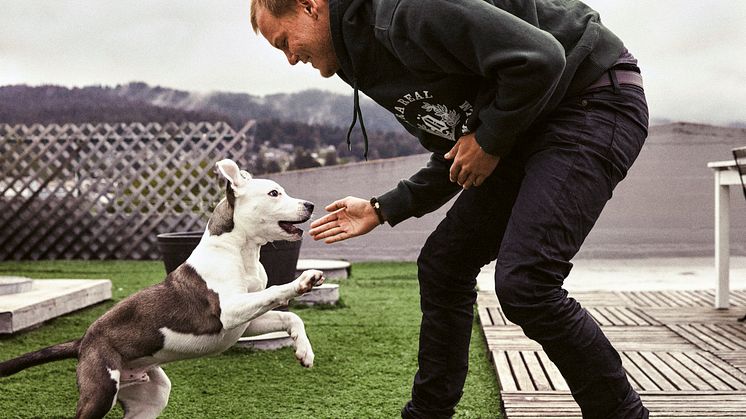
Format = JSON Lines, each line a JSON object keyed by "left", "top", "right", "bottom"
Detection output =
{"left": 402, "top": 83, "right": 650, "bottom": 419}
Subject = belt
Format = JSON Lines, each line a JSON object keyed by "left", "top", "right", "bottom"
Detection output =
{"left": 585, "top": 69, "right": 643, "bottom": 91}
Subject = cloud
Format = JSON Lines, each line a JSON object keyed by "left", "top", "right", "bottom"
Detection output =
{"left": 0, "top": 0, "right": 744, "bottom": 125}
{"left": 587, "top": 0, "right": 746, "bottom": 124}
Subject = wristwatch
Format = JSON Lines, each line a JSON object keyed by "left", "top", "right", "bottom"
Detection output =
{"left": 369, "top": 197, "right": 385, "bottom": 225}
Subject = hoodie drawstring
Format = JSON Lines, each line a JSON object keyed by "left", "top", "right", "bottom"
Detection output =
{"left": 346, "top": 81, "right": 370, "bottom": 160}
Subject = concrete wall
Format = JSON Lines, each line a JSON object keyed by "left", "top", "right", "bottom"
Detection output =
{"left": 267, "top": 123, "right": 746, "bottom": 262}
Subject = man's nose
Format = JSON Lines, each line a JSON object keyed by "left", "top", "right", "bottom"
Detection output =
{"left": 286, "top": 51, "right": 299, "bottom": 65}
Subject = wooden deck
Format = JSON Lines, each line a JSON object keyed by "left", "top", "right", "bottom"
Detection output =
{"left": 477, "top": 289, "right": 746, "bottom": 418}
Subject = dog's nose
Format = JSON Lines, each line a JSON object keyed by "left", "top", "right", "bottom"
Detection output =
{"left": 304, "top": 202, "right": 314, "bottom": 213}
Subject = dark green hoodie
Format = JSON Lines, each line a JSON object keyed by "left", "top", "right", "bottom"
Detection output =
{"left": 329, "top": 0, "right": 626, "bottom": 226}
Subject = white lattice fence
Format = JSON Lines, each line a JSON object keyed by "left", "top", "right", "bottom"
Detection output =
{"left": 0, "top": 121, "right": 255, "bottom": 260}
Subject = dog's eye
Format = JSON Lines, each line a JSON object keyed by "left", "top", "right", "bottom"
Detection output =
{"left": 268, "top": 190, "right": 280, "bottom": 197}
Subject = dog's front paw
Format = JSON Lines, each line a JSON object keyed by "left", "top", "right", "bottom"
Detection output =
{"left": 295, "top": 342, "right": 315, "bottom": 368}
{"left": 295, "top": 269, "right": 325, "bottom": 294}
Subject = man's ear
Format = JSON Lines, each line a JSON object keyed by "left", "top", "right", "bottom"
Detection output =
{"left": 298, "top": 0, "right": 318, "bottom": 17}
{"left": 216, "top": 159, "right": 250, "bottom": 191}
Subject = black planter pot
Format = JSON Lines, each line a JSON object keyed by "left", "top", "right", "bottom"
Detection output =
{"left": 156, "top": 231, "right": 302, "bottom": 287}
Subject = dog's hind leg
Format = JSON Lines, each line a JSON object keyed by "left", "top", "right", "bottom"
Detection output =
{"left": 244, "top": 311, "right": 315, "bottom": 367}
{"left": 75, "top": 346, "right": 122, "bottom": 419}
{"left": 118, "top": 367, "right": 171, "bottom": 419}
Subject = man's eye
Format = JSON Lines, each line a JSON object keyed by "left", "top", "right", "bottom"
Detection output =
{"left": 268, "top": 190, "right": 279, "bottom": 197}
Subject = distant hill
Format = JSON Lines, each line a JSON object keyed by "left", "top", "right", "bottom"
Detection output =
{"left": 0, "top": 83, "right": 421, "bottom": 169}
{"left": 0, "top": 82, "right": 405, "bottom": 134}
{"left": 0, "top": 84, "right": 226, "bottom": 127}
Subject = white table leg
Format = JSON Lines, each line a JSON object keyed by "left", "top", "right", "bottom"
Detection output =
{"left": 714, "top": 171, "right": 730, "bottom": 309}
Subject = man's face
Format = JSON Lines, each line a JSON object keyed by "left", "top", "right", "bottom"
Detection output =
{"left": 255, "top": 2, "right": 340, "bottom": 78}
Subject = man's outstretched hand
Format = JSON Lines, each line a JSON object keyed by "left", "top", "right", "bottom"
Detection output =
{"left": 309, "top": 196, "right": 380, "bottom": 243}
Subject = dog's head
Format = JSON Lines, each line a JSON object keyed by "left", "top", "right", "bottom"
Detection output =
{"left": 208, "top": 159, "right": 314, "bottom": 244}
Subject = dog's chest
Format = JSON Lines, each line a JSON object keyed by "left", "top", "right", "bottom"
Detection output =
{"left": 188, "top": 245, "right": 267, "bottom": 293}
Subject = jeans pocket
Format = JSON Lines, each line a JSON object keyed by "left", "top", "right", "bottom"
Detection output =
{"left": 579, "top": 86, "right": 649, "bottom": 182}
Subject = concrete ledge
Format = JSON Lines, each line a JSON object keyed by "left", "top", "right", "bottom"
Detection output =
{"left": 0, "top": 277, "right": 33, "bottom": 295}
{"left": 296, "top": 259, "right": 351, "bottom": 279}
{"left": 296, "top": 283, "right": 339, "bottom": 305}
{"left": 236, "top": 331, "right": 294, "bottom": 350}
{"left": 0, "top": 279, "right": 112, "bottom": 334}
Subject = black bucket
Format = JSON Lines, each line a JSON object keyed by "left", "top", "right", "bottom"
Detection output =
{"left": 156, "top": 231, "right": 302, "bottom": 287}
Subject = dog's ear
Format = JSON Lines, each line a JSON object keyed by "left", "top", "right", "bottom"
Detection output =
{"left": 216, "top": 159, "right": 249, "bottom": 191}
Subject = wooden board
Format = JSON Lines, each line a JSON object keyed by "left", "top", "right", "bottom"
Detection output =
{"left": 477, "top": 289, "right": 746, "bottom": 417}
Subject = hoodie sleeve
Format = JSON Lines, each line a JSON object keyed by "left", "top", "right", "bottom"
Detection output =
{"left": 376, "top": 152, "right": 462, "bottom": 226}
{"left": 377, "top": 0, "right": 566, "bottom": 157}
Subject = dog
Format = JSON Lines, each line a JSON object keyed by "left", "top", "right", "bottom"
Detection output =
{"left": 0, "top": 159, "right": 325, "bottom": 418}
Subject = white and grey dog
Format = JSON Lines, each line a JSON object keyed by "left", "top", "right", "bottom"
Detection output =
{"left": 0, "top": 159, "right": 325, "bottom": 418}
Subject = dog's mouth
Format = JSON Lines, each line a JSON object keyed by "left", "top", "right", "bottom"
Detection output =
{"left": 278, "top": 220, "right": 304, "bottom": 235}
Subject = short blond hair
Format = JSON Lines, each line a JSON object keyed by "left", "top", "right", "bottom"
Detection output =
{"left": 250, "top": 0, "right": 297, "bottom": 33}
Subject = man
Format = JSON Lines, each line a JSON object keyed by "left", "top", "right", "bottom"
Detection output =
{"left": 251, "top": 0, "right": 649, "bottom": 417}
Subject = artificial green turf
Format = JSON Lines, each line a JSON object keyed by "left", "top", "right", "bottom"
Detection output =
{"left": 0, "top": 261, "right": 501, "bottom": 418}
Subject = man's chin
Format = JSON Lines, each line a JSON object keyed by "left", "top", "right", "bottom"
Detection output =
{"left": 318, "top": 67, "right": 339, "bottom": 78}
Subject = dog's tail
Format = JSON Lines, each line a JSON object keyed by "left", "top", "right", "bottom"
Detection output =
{"left": 0, "top": 338, "right": 81, "bottom": 377}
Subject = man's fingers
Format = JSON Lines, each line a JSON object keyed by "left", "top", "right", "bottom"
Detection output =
{"left": 464, "top": 174, "right": 484, "bottom": 190}
{"left": 310, "top": 208, "right": 343, "bottom": 228}
{"left": 324, "top": 231, "right": 349, "bottom": 244}
{"left": 324, "top": 199, "right": 347, "bottom": 212}
{"left": 312, "top": 226, "right": 344, "bottom": 240}
{"left": 444, "top": 143, "right": 459, "bottom": 160}
{"left": 457, "top": 167, "right": 470, "bottom": 186}
{"left": 449, "top": 161, "right": 461, "bottom": 183}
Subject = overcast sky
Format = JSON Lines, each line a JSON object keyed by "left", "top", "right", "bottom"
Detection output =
{"left": 1, "top": 1, "right": 744, "bottom": 125}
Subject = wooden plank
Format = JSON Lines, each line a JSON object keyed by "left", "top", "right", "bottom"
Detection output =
{"left": 620, "top": 351, "right": 659, "bottom": 391}
{"left": 607, "top": 306, "right": 638, "bottom": 325}
{"left": 700, "top": 323, "right": 743, "bottom": 350}
{"left": 521, "top": 351, "right": 553, "bottom": 391}
{"left": 626, "top": 351, "right": 678, "bottom": 391}
{"left": 671, "top": 352, "right": 739, "bottom": 391}
{"left": 708, "top": 323, "right": 746, "bottom": 350}
{"left": 655, "top": 352, "right": 713, "bottom": 391}
{"left": 536, "top": 351, "right": 569, "bottom": 391}
{"left": 668, "top": 323, "right": 746, "bottom": 352}
{"left": 693, "top": 352, "right": 746, "bottom": 389}
{"left": 507, "top": 350, "right": 536, "bottom": 391}
{"left": 484, "top": 326, "right": 542, "bottom": 351}
{"left": 501, "top": 391, "right": 746, "bottom": 417}
{"left": 627, "top": 306, "right": 662, "bottom": 325}
{"left": 492, "top": 350, "right": 518, "bottom": 391}
{"left": 586, "top": 307, "right": 612, "bottom": 326}
{"left": 715, "top": 351, "right": 746, "bottom": 372}
{"left": 645, "top": 307, "right": 746, "bottom": 324}
{"left": 622, "top": 290, "right": 659, "bottom": 307}
{"left": 568, "top": 291, "right": 627, "bottom": 306}
{"left": 488, "top": 306, "right": 510, "bottom": 326}
{"left": 485, "top": 325, "right": 696, "bottom": 352}
{"left": 477, "top": 305, "right": 494, "bottom": 326}
{"left": 637, "top": 351, "right": 697, "bottom": 391}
